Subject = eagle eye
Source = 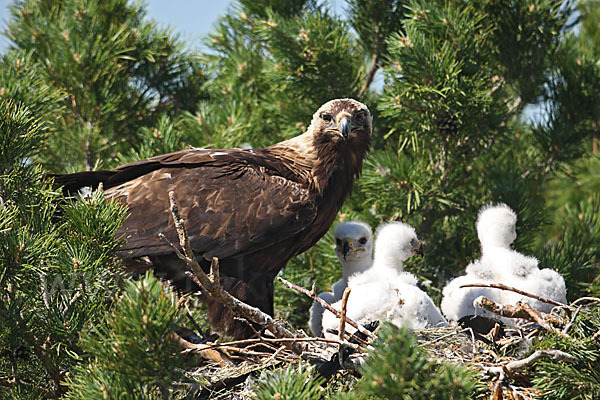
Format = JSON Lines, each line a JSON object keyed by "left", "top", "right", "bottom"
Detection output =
{"left": 353, "top": 111, "right": 366, "bottom": 124}
{"left": 359, "top": 237, "right": 367, "bottom": 245}
{"left": 321, "top": 113, "right": 333, "bottom": 123}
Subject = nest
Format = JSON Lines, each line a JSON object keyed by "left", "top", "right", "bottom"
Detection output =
{"left": 165, "top": 192, "right": 598, "bottom": 399}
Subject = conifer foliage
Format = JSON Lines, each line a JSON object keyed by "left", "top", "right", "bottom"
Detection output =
{"left": 1, "top": 0, "right": 600, "bottom": 398}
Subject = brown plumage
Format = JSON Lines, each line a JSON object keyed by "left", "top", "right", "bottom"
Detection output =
{"left": 54, "top": 98, "right": 372, "bottom": 338}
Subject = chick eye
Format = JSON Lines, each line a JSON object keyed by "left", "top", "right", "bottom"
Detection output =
{"left": 335, "top": 238, "right": 342, "bottom": 246}
{"left": 321, "top": 113, "right": 333, "bottom": 123}
{"left": 358, "top": 237, "right": 367, "bottom": 245}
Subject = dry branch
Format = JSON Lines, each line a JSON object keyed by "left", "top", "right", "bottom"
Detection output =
{"left": 338, "top": 287, "right": 352, "bottom": 367}
{"left": 473, "top": 296, "right": 568, "bottom": 337}
{"left": 277, "top": 276, "right": 377, "bottom": 341}
{"left": 485, "top": 349, "right": 578, "bottom": 376}
{"left": 172, "top": 333, "right": 233, "bottom": 367}
{"left": 161, "top": 191, "right": 301, "bottom": 353}
{"left": 338, "top": 287, "right": 352, "bottom": 342}
{"left": 190, "top": 336, "right": 357, "bottom": 351}
{"left": 460, "top": 282, "right": 566, "bottom": 307}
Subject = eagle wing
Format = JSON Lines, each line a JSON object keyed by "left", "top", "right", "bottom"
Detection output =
{"left": 105, "top": 149, "right": 317, "bottom": 263}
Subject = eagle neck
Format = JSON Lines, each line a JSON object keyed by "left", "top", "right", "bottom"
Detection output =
{"left": 266, "top": 128, "right": 369, "bottom": 198}
{"left": 311, "top": 136, "right": 368, "bottom": 199}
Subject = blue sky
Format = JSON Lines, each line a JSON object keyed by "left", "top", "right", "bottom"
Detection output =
{"left": 0, "top": 0, "right": 234, "bottom": 52}
{"left": 144, "top": 1, "right": 233, "bottom": 49}
{"left": 0, "top": 1, "right": 347, "bottom": 53}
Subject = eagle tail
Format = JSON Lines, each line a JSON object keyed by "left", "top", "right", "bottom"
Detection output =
{"left": 51, "top": 170, "right": 116, "bottom": 196}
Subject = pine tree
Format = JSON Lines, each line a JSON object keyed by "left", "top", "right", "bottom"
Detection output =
{"left": 3, "top": 0, "right": 206, "bottom": 172}
{"left": 0, "top": 99, "right": 126, "bottom": 397}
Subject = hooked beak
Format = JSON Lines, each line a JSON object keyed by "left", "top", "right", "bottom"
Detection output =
{"left": 338, "top": 116, "right": 351, "bottom": 139}
{"left": 342, "top": 239, "right": 354, "bottom": 260}
{"left": 412, "top": 240, "right": 425, "bottom": 257}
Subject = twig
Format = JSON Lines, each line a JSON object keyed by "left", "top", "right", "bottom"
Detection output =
{"left": 184, "top": 304, "right": 210, "bottom": 342}
{"left": 460, "top": 283, "right": 566, "bottom": 307}
{"left": 474, "top": 297, "right": 568, "bottom": 338}
{"left": 338, "top": 287, "right": 351, "bottom": 343}
{"left": 485, "top": 349, "right": 578, "bottom": 375}
{"left": 63, "top": 290, "right": 82, "bottom": 317}
{"left": 570, "top": 297, "right": 600, "bottom": 306}
{"left": 172, "top": 333, "right": 233, "bottom": 367}
{"left": 40, "top": 273, "right": 50, "bottom": 310}
{"left": 277, "top": 277, "right": 377, "bottom": 341}
{"left": 161, "top": 191, "right": 300, "bottom": 352}
{"left": 521, "top": 156, "right": 554, "bottom": 179}
{"left": 467, "top": 327, "right": 477, "bottom": 356}
{"left": 358, "top": 52, "right": 380, "bottom": 97}
{"left": 492, "top": 374, "right": 504, "bottom": 400}
{"left": 192, "top": 336, "right": 358, "bottom": 351}
{"left": 562, "top": 305, "right": 582, "bottom": 335}
{"left": 338, "top": 287, "right": 351, "bottom": 367}
{"left": 209, "top": 256, "right": 220, "bottom": 285}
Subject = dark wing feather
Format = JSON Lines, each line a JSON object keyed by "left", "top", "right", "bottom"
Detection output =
{"left": 107, "top": 149, "right": 316, "bottom": 263}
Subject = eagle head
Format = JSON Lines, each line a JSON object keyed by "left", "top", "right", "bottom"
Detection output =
{"left": 306, "top": 98, "right": 372, "bottom": 187}
{"left": 310, "top": 98, "right": 372, "bottom": 145}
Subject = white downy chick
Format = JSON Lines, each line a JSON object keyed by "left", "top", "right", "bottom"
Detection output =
{"left": 440, "top": 271, "right": 499, "bottom": 322}
{"left": 309, "top": 221, "right": 373, "bottom": 336}
{"left": 477, "top": 204, "right": 567, "bottom": 310}
{"left": 322, "top": 222, "right": 447, "bottom": 339}
{"left": 441, "top": 203, "right": 567, "bottom": 323}
{"left": 506, "top": 267, "right": 567, "bottom": 313}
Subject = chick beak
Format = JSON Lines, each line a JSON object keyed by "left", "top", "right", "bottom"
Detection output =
{"left": 413, "top": 240, "right": 425, "bottom": 257}
{"left": 342, "top": 239, "right": 354, "bottom": 260}
{"left": 338, "top": 116, "right": 351, "bottom": 139}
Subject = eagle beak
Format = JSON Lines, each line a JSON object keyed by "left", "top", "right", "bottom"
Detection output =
{"left": 342, "top": 239, "right": 354, "bottom": 260}
{"left": 338, "top": 116, "right": 351, "bottom": 139}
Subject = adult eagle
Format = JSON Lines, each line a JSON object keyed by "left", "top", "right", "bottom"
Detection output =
{"left": 55, "top": 98, "right": 372, "bottom": 338}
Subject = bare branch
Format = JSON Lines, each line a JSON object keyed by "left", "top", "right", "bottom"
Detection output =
{"left": 486, "top": 349, "right": 578, "bottom": 376}
{"left": 161, "top": 192, "right": 301, "bottom": 352}
{"left": 460, "top": 282, "right": 567, "bottom": 307}
{"left": 40, "top": 274, "right": 50, "bottom": 310}
{"left": 338, "top": 287, "right": 352, "bottom": 367}
{"left": 210, "top": 256, "right": 220, "bottom": 285}
{"left": 171, "top": 333, "right": 233, "bottom": 367}
{"left": 563, "top": 305, "right": 583, "bottom": 335}
{"left": 338, "top": 287, "right": 351, "bottom": 342}
{"left": 196, "top": 336, "right": 358, "bottom": 351}
{"left": 278, "top": 277, "right": 377, "bottom": 341}
{"left": 358, "top": 52, "right": 380, "bottom": 97}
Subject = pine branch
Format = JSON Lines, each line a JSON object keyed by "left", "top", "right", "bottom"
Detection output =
{"left": 160, "top": 191, "right": 301, "bottom": 353}
{"left": 0, "top": 300, "right": 64, "bottom": 396}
